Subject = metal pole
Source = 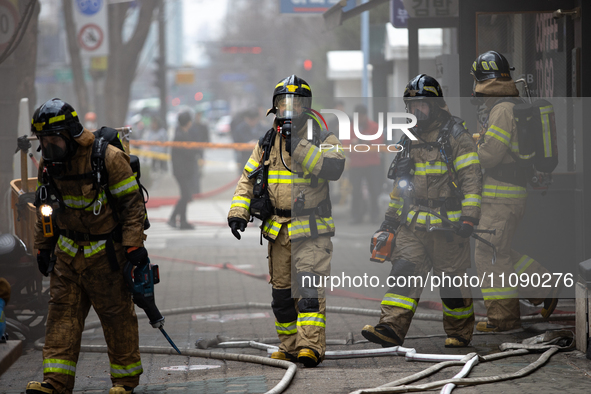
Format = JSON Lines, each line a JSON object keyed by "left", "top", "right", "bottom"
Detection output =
{"left": 158, "top": 0, "right": 168, "bottom": 129}
{"left": 361, "top": 0, "right": 369, "bottom": 105}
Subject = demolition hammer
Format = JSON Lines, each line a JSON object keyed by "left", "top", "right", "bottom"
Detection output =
{"left": 417, "top": 206, "right": 498, "bottom": 264}
{"left": 124, "top": 259, "right": 181, "bottom": 354}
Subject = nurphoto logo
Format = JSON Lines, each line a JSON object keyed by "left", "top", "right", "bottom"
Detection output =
{"left": 305, "top": 109, "right": 417, "bottom": 152}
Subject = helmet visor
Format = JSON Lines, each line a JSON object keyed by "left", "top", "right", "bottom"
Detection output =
{"left": 273, "top": 94, "right": 310, "bottom": 120}
{"left": 39, "top": 133, "right": 69, "bottom": 161}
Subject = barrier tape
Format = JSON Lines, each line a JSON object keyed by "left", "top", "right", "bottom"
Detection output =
{"left": 129, "top": 140, "right": 394, "bottom": 152}
{"left": 129, "top": 140, "right": 257, "bottom": 151}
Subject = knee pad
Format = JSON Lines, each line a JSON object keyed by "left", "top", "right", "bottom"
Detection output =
{"left": 387, "top": 259, "right": 416, "bottom": 296}
{"left": 297, "top": 297, "right": 320, "bottom": 313}
{"left": 271, "top": 288, "right": 297, "bottom": 323}
{"left": 296, "top": 271, "right": 320, "bottom": 299}
{"left": 441, "top": 279, "right": 466, "bottom": 310}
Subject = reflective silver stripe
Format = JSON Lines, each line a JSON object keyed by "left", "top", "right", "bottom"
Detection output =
{"left": 389, "top": 198, "right": 403, "bottom": 209}
{"left": 381, "top": 294, "right": 417, "bottom": 312}
{"left": 297, "top": 316, "right": 325, "bottom": 324}
{"left": 289, "top": 217, "right": 335, "bottom": 237}
{"left": 43, "top": 362, "right": 76, "bottom": 372}
{"left": 442, "top": 303, "right": 474, "bottom": 319}
{"left": 303, "top": 145, "right": 321, "bottom": 171}
{"left": 267, "top": 174, "right": 292, "bottom": 183}
{"left": 513, "top": 255, "right": 534, "bottom": 275}
{"left": 110, "top": 361, "right": 143, "bottom": 377}
{"left": 483, "top": 185, "right": 527, "bottom": 198}
{"left": 481, "top": 287, "right": 518, "bottom": 300}
{"left": 244, "top": 158, "right": 258, "bottom": 173}
{"left": 110, "top": 177, "right": 139, "bottom": 197}
{"left": 58, "top": 235, "right": 78, "bottom": 257}
{"left": 447, "top": 211, "right": 461, "bottom": 221}
{"left": 486, "top": 125, "right": 511, "bottom": 146}
{"left": 231, "top": 196, "right": 250, "bottom": 210}
{"left": 275, "top": 322, "right": 297, "bottom": 334}
{"left": 454, "top": 153, "right": 480, "bottom": 170}
{"left": 43, "top": 358, "right": 76, "bottom": 376}
{"left": 83, "top": 240, "right": 106, "bottom": 258}
{"left": 263, "top": 219, "right": 281, "bottom": 236}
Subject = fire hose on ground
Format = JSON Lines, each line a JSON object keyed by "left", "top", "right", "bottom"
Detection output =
{"left": 32, "top": 303, "right": 574, "bottom": 394}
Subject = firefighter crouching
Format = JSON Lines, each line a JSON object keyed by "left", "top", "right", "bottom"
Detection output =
{"left": 26, "top": 99, "right": 147, "bottom": 394}
{"left": 227, "top": 75, "right": 345, "bottom": 367}
{"left": 471, "top": 51, "right": 559, "bottom": 332}
{"left": 362, "top": 75, "right": 483, "bottom": 348}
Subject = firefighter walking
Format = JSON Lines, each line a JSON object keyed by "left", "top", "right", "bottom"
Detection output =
{"left": 362, "top": 75, "right": 482, "bottom": 348}
{"left": 26, "top": 99, "right": 147, "bottom": 394}
{"left": 227, "top": 75, "right": 345, "bottom": 367}
{"left": 471, "top": 51, "right": 559, "bottom": 332}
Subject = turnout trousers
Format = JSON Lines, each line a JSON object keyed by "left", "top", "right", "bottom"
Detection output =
{"left": 378, "top": 222, "right": 475, "bottom": 343}
{"left": 475, "top": 202, "right": 551, "bottom": 330}
{"left": 42, "top": 245, "right": 141, "bottom": 393}
{"left": 268, "top": 224, "right": 332, "bottom": 359}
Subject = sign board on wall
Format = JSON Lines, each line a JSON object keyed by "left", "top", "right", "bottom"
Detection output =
{"left": 391, "top": 0, "right": 409, "bottom": 28}
{"left": 280, "top": 0, "right": 356, "bottom": 14}
{"left": 74, "top": 0, "right": 109, "bottom": 57}
{"left": 401, "top": 0, "right": 458, "bottom": 18}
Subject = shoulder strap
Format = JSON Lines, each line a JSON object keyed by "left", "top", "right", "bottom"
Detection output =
{"left": 258, "top": 128, "right": 275, "bottom": 149}
{"left": 437, "top": 117, "right": 464, "bottom": 200}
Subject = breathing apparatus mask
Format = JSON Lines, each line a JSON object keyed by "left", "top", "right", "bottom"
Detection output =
{"left": 274, "top": 94, "right": 311, "bottom": 138}
{"left": 404, "top": 98, "right": 439, "bottom": 134}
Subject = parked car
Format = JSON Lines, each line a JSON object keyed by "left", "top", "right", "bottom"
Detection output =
{"left": 214, "top": 115, "right": 232, "bottom": 136}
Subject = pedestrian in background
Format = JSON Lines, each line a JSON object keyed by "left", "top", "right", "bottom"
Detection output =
{"left": 231, "top": 109, "right": 260, "bottom": 176}
{"left": 190, "top": 110, "right": 210, "bottom": 194}
{"left": 168, "top": 111, "right": 196, "bottom": 230}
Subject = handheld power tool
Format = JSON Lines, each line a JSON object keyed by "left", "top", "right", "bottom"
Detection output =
{"left": 124, "top": 258, "right": 181, "bottom": 354}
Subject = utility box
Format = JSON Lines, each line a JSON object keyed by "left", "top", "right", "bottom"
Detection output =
{"left": 575, "top": 259, "right": 591, "bottom": 358}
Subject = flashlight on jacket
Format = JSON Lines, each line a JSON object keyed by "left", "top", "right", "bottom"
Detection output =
{"left": 40, "top": 204, "right": 54, "bottom": 237}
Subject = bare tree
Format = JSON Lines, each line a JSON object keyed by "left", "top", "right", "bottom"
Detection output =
{"left": 104, "top": 0, "right": 160, "bottom": 126}
{"left": 62, "top": 1, "right": 160, "bottom": 127}
{"left": 62, "top": 0, "right": 90, "bottom": 117}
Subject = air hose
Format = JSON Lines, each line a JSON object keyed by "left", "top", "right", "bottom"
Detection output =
{"left": 79, "top": 302, "right": 574, "bottom": 332}
{"left": 32, "top": 340, "right": 296, "bottom": 394}
{"left": 33, "top": 303, "right": 573, "bottom": 394}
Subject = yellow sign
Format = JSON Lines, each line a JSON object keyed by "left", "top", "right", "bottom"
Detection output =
{"left": 91, "top": 56, "right": 108, "bottom": 70}
{"left": 175, "top": 71, "right": 195, "bottom": 85}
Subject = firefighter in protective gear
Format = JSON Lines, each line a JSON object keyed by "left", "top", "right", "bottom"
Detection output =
{"left": 26, "top": 99, "right": 146, "bottom": 394}
{"left": 228, "top": 75, "right": 345, "bottom": 367}
{"left": 471, "top": 51, "right": 558, "bottom": 332}
{"left": 362, "top": 75, "right": 482, "bottom": 348}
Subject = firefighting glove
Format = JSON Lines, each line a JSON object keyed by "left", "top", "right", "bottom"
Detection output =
{"left": 285, "top": 135, "right": 301, "bottom": 156}
{"left": 126, "top": 246, "right": 148, "bottom": 266}
{"left": 15, "top": 135, "right": 32, "bottom": 153}
{"left": 37, "top": 249, "right": 54, "bottom": 277}
{"left": 456, "top": 221, "right": 475, "bottom": 238}
{"left": 228, "top": 217, "right": 247, "bottom": 240}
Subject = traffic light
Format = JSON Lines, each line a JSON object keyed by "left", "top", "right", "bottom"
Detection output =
{"left": 303, "top": 59, "right": 313, "bottom": 71}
